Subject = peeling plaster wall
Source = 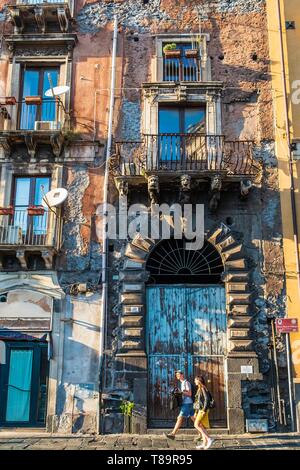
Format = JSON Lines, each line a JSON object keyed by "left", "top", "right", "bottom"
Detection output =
{"left": 51, "top": 165, "right": 103, "bottom": 433}
{"left": 51, "top": 293, "right": 101, "bottom": 434}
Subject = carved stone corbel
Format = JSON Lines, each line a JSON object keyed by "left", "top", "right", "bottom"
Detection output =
{"left": 209, "top": 174, "right": 222, "bottom": 212}
{"left": 240, "top": 179, "right": 252, "bottom": 199}
{"left": 50, "top": 134, "right": 63, "bottom": 158}
{"left": 41, "top": 250, "right": 53, "bottom": 270}
{"left": 9, "top": 8, "right": 24, "bottom": 34}
{"left": 179, "top": 174, "right": 191, "bottom": 205}
{"left": 115, "top": 177, "right": 129, "bottom": 198}
{"left": 0, "top": 137, "right": 12, "bottom": 160}
{"left": 147, "top": 174, "right": 159, "bottom": 205}
{"left": 25, "top": 135, "right": 37, "bottom": 162}
{"left": 57, "top": 7, "right": 69, "bottom": 33}
{"left": 7, "top": 44, "right": 14, "bottom": 63}
{"left": 16, "top": 250, "right": 27, "bottom": 270}
{"left": 67, "top": 44, "right": 74, "bottom": 61}
{"left": 34, "top": 7, "right": 46, "bottom": 33}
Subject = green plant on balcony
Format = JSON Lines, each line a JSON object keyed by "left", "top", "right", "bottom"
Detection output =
{"left": 120, "top": 400, "right": 134, "bottom": 433}
{"left": 62, "top": 130, "right": 82, "bottom": 146}
{"left": 163, "top": 43, "right": 181, "bottom": 58}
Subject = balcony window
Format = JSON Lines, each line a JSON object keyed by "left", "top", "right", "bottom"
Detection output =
{"left": 158, "top": 106, "right": 206, "bottom": 161}
{"left": 163, "top": 43, "right": 201, "bottom": 82}
{"left": 19, "top": 68, "right": 59, "bottom": 130}
{"left": 11, "top": 176, "right": 50, "bottom": 244}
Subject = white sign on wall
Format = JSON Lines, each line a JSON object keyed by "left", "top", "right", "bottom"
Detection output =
{"left": 241, "top": 365, "right": 253, "bottom": 374}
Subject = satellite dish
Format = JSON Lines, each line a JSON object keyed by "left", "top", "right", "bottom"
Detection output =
{"left": 45, "top": 85, "right": 70, "bottom": 98}
{"left": 42, "top": 188, "right": 68, "bottom": 208}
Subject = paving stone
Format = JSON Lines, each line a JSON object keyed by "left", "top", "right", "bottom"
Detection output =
{"left": 1, "top": 433, "right": 300, "bottom": 450}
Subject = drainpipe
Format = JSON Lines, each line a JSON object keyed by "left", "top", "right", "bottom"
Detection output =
{"left": 99, "top": 15, "right": 118, "bottom": 432}
{"left": 276, "top": 0, "right": 298, "bottom": 432}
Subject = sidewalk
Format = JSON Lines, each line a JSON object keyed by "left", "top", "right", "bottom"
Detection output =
{"left": 0, "top": 432, "right": 299, "bottom": 450}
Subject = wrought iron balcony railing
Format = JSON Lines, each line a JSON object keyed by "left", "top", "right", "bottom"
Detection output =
{"left": 0, "top": 97, "right": 66, "bottom": 132}
{"left": 114, "top": 134, "right": 259, "bottom": 177}
{"left": 0, "top": 209, "right": 61, "bottom": 249}
{"left": 163, "top": 55, "right": 203, "bottom": 82}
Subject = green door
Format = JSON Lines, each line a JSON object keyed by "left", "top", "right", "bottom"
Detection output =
{"left": 0, "top": 342, "right": 49, "bottom": 427}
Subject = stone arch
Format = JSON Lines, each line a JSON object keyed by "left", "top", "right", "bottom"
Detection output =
{"left": 118, "top": 223, "right": 253, "bottom": 355}
{"left": 115, "top": 223, "right": 263, "bottom": 433}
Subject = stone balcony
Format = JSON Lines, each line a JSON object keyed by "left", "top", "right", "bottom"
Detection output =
{"left": 8, "top": 0, "right": 74, "bottom": 34}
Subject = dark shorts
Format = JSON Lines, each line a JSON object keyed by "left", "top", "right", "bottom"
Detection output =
{"left": 178, "top": 404, "right": 194, "bottom": 418}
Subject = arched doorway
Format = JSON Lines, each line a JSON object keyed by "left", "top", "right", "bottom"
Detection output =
{"left": 146, "top": 239, "right": 227, "bottom": 428}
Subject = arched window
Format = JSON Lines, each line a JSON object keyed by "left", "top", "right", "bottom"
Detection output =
{"left": 146, "top": 238, "right": 224, "bottom": 284}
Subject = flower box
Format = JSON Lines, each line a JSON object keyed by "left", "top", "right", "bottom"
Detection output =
{"left": 27, "top": 205, "right": 45, "bottom": 216}
{"left": 5, "top": 97, "right": 17, "bottom": 106}
{"left": 25, "top": 96, "right": 42, "bottom": 105}
{"left": 185, "top": 49, "right": 199, "bottom": 58}
{"left": 164, "top": 49, "right": 181, "bottom": 59}
{"left": 0, "top": 206, "right": 14, "bottom": 216}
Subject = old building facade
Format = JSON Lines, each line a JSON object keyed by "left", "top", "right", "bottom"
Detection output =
{"left": 0, "top": 0, "right": 293, "bottom": 435}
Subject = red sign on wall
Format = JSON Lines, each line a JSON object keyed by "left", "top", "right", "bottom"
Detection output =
{"left": 275, "top": 318, "right": 299, "bottom": 334}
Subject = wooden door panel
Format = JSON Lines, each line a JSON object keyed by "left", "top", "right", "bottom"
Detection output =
{"left": 148, "top": 355, "right": 186, "bottom": 427}
{"left": 190, "top": 355, "right": 226, "bottom": 426}
{"left": 147, "top": 287, "right": 186, "bottom": 354}
{"left": 186, "top": 286, "right": 226, "bottom": 355}
{"left": 147, "top": 286, "right": 227, "bottom": 428}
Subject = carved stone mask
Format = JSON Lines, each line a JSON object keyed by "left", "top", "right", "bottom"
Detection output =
{"left": 180, "top": 174, "right": 191, "bottom": 191}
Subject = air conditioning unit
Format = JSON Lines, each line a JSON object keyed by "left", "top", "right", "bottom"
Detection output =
{"left": 34, "top": 121, "right": 61, "bottom": 131}
{"left": 0, "top": 226, "right": 22, "bottom": 244}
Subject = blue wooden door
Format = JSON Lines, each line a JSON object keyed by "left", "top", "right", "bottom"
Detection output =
{"left": 146, "top": 285, "right": 227, "bottom": 428}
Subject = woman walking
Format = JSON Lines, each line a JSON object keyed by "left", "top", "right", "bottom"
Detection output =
{"left": 193, "top": 376, "right": 214, "bottom": 450}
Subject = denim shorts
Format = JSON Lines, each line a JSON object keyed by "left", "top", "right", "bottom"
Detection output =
{"left": 178, "top": 404, "right": 194, "bottom": 418}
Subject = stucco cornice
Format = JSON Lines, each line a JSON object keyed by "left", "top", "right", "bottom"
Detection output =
{"left": 0, "top": 271, "right": 65, "bottom": 300}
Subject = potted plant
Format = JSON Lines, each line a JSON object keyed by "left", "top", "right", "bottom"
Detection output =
{"left": 0, "top": 205, "right": 14, "bottom": 216}
{"left": 120, "top": 400, "right": 134, "bottom": 433}
{"left": 185, "top": 35, "right": 201, "bottom": 58}
{"left": 163, "top": 43, "right": 181, "bottom": 58}
{"left": 27, "top": 205, "right": 45, "bottom": 216}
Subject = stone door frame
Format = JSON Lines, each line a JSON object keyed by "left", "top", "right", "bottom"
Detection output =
{"left": 116, "top": 223, "right": 262, "bottom": 433}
